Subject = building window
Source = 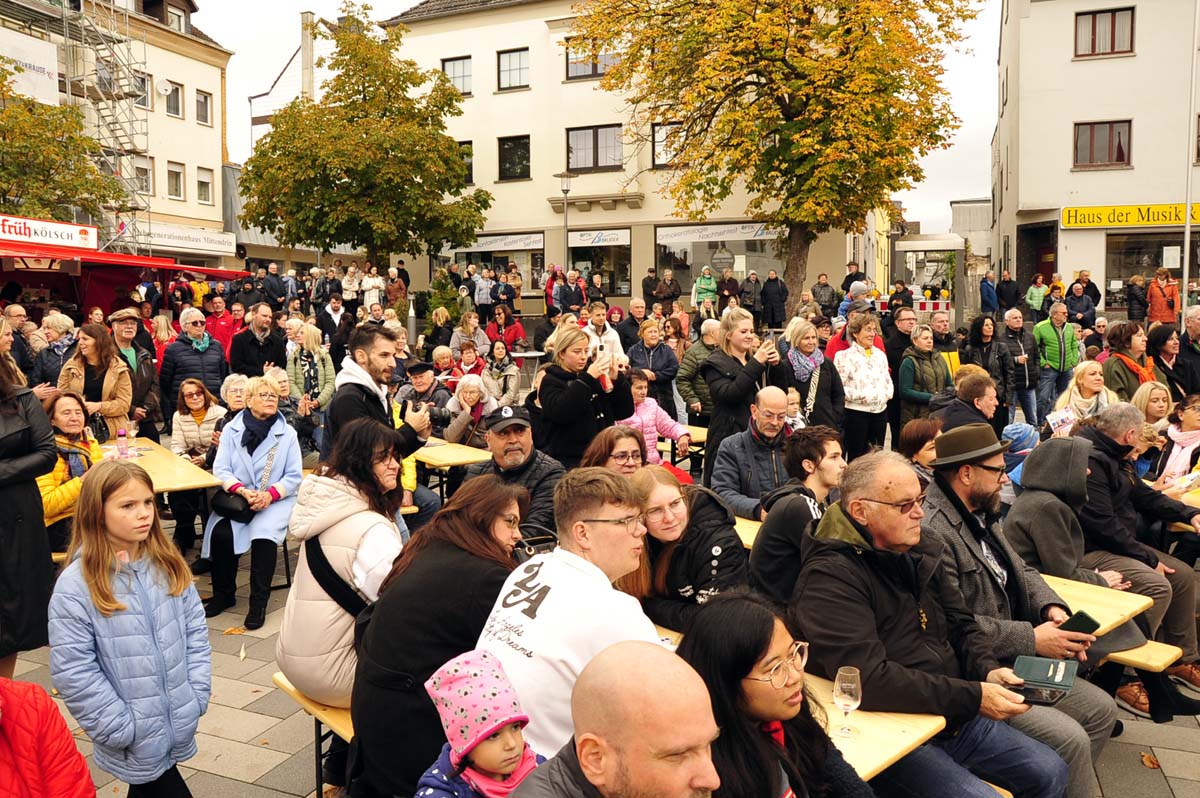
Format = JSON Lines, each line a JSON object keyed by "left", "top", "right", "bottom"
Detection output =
{"left": 442, "top": 57, "right": 472, "bottom": 95}
{"left": 459, "top": 141, "right": 473, "bottom": 184}
{"left": 166, "top": 6, "right": 186, "bottom": 33}
{"left": 133, "top": 72, "right": 151, "bottom": 109}
{"left": 565, "top": 40, "right": 615, "bottom": 80}
{"left": 167, "top": 161, "right": 184, "bottom": 199}
{"left": 1075, "top": 8, "right": 1133, "bottom": 57}
{"left": 96, "top": 61, "right": 114, "bottom": 94}
{"left": 165, "top": 81, "right": 183, "bottom": 118}
{"left": 1074, "top": 120, "right": 1131, "bottom": 167}
{"left": 197, "top": 167, "right": 213, "bottom": 204}
{"left": 652, "top": 123, "right": 681, "bottom": 168}
{"left": 497, "top": 48, "right": 530, "bottom": 90}
{"left": 196, "top": 91, "right": 212, "bottom": 125}
{"left": 568, "top": 124, "right": 622, "bottom": 172}
{"left": 134, "top": 155, "right": 154, "bottom": 195}
{"left": 498, "top": 135, "right": 530, "bottom": 180}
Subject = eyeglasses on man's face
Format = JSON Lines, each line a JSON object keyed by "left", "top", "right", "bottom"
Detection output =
{"left": 744, "top": 640, "right": 810, "bottom": 689}
{"left": 580, "top": 515, "right": 643, "bottom": 533}
{"left": 860, "top": 493, "right": 926, "bottom": 515}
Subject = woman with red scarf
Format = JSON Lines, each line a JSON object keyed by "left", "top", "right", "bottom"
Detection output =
{"left": 1102, "top": 321, "right": 1156, "bottom": 402}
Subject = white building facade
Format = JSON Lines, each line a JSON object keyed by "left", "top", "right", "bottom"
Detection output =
{"left": 993, "top": 0, "right": 1200, "bottom": 312}
{"left": 380, "top": 0, "right": 864, "bottom": 301}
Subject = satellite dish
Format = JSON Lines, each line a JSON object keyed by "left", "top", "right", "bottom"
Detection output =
{"left": 154, "top": 78, "right": 174, "bottom": 96}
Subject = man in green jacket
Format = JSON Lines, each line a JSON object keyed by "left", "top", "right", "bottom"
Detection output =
{"left": 1033, "top": 302, "right": 1079, "bottom": 426}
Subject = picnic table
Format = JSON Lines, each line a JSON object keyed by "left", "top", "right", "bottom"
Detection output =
{"left": 413, "top": 437, "right": 493, "bottom": 499}
{"left": 654, "top": 625, "right": 945, "bottom": 781}
{"left": 102, "top": 437, "right": 222, "bottom": 493}
{"left": 1041, "top": 574, "right": 1153, "bottom": 636}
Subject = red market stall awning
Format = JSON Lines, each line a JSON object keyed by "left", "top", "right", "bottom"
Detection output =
{"left": 0, "top": 241, "right": 249, "bottom": 278}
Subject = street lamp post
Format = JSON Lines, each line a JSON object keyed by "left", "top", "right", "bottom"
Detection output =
{"left": 1183, "top": 0, "right": 1200, "bottom": 314}
{"left": 555, "top": 172, "right": 575, "bottom": 274}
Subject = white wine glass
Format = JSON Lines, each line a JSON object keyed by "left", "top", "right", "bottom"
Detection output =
{"left": 832, "top": 666, "right": 862, "bottom": 738}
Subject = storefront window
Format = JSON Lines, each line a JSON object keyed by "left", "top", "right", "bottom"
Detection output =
{"left": 1105, "top": 231, "right": 1200, "bottom": 307}
{"left": 656, "top": 230, "right": 781, "bottom": 298}
{"left": 569, "top": 244, "right": 632, "bottom": 296}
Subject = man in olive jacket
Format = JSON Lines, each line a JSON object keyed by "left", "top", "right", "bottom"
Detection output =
{"left": 792, "top": 450, "right": 1068, "bottom": 798}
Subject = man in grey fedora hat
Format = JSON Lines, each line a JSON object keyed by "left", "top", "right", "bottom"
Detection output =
{"left": 919, "top": 423, "right": 1116, "bottom": 798}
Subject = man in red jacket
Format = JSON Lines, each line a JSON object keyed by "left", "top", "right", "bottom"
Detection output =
{"left": 205, "top": 295, "right": 240, "bottom": 356}
{"left": 0, "top": 677, "right": 94, "bottom": 798}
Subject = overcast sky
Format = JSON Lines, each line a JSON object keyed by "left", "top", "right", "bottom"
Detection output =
{"left": 194, "top": 0, "right": 1000, "bottom": 234}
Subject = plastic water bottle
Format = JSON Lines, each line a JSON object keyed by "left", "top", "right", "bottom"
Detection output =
{"left": 116, "top": 429, "right": 129, "bottom": 459}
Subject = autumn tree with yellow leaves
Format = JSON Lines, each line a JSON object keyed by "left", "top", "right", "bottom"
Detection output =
{"left": 571, "top": 0, "right": 977, "bottom": 307}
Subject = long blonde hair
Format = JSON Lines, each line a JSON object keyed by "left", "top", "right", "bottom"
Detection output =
{"left": 70, "top": 460, "right": 191, "bottom": 616}
{"left": 0, "top": 316, "right": 27, "bottom": 386}
{"left": 718, "top": 307, "right": 754, "bottom": 355}
{"left": 151, "top": 315, "right": 175, "bottom": 343}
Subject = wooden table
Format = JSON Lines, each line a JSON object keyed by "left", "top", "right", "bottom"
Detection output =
{"left": 655, "top": 626, "right": 945, "bottom": 781}
{"left": 735, "top": 516, "right": 761, "bottom": 549}
{"left": 273, "top": 672, "right": 353, "bottom": 795}
{"left": 414, "top": 438, "right": 493, "bottom": 498}
{"left": 1041, "top": 574, "right": 1153, "bottom": 636}
{"left": 100, "top": 438, "right": 222, "bottom": 493}
{"left": 669, "top": 424, "right": 709, "bottom": 465}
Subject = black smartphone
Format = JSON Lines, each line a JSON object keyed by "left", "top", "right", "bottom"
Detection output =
{"left": 1058, "top": 611, "right": 1100, "bottom": 635}
{"left": 1019, "top": 685, "right": 1068, "bottom": 706}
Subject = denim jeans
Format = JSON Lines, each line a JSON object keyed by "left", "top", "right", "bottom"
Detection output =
{"left": 1036, "top": 367, "right": 1074, "bottom": 426}
{"left": 1008, "top": 388, "right": 1038, "bottom": 425}
{"left": 874, "top": 715, "right": 1069, "bottom": 798}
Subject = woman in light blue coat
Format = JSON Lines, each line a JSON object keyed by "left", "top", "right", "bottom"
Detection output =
{"left": 202, "top": 375, "right": 302, "bottom": 630}
{"left": 49, "top": 459, "right": 210, "bottom": 792}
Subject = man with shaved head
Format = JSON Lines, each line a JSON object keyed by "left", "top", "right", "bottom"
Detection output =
{"left": 515, "top": 641, "right": 721, "bottom": 798}
{"left": 710, "top": 385, "right": 791, "bottom": 520}
{"left": 792, "top": 450, "right": 1069, "bottom": 797}
{"left": 477, "top": 469, "right": 661, "bottom": 756}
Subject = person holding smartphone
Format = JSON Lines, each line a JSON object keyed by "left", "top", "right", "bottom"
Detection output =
{"left": 539, "top": 327, "right": 633, "bottom": 468}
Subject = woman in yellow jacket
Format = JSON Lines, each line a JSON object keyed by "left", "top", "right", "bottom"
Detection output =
{"left": 36, "top": 391, "right": 104, "bottom": 551}
{"left": 56, "top": 323, "right": 132, "bottom": 440}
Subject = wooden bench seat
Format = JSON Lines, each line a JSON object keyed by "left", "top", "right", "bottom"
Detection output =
{"left": 1101, "top": 641, "right": 1183, "bottom": 673}
{"left": 273, "top": 672, "right": 354, "bottom": 794}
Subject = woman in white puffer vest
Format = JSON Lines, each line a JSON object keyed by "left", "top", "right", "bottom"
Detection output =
{"left": 276, "top": 418, "right": 407, "bottom": 707}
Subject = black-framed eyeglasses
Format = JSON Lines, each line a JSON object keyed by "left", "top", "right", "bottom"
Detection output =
{"left": 188, "top": 320, "right": 206, "bottom": 327}
{"left": 609, "top": 451, "right": 643, "bottom": 465}
{"left": 744, "top": 641, "right": 809, "bottom": 689}
{"left": 580, "top": 515, "right": 643, "bottom": 533}
{"left": 1183, "top": 404, "right": 1200, "bottom": 413}
{"left": 861, "top": 494, "right": 926, "bottom": 514}
{"left": 971, "top": 463, "right": 1007, "bottom": 474}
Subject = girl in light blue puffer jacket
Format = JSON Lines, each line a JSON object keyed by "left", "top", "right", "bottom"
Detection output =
{"left": 49, "top": 459, "right": 211, "bottom": 796}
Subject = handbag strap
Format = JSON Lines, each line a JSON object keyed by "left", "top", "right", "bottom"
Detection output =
{"left": 304, "top": 537, "right": 368, "bottom": 617}
{"left": 257, "top": 444, "right": 279, "bottom": 491}
{"left": 804, "top": 365, "right": 821, "bottom": 419}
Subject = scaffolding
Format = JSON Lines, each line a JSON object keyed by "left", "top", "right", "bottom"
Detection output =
{"left": 0, "top": 0, "right": 150, "bottom": 254}
{"left": 61, "top": 0, "right": 150, "bottom": 254}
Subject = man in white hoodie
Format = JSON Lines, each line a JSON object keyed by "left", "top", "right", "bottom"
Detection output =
{"left": 322, "top": 324, "right": 430, "bottom": 461}
{"left": 477, "top": 468, "right": 661, "bottom": 756}
{"left": 582, "top": 302, "right": 624, "bottom": 357}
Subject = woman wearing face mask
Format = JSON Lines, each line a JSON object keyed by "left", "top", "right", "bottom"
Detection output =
{"left": 37, "top": 391, "right": 104, "bottom": 552}
{"left": 619, "top": 466, "right": 747, "bottom": 630}
{"left": 56, "top": 323, "right": 132, "bottom": 441}
{"left": 676, "top": 592, "right": 875, "bottom": 798}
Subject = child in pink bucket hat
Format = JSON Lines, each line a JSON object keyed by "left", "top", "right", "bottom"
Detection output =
{"left": 417, "top": 649, "right": 544, "bottom": 798}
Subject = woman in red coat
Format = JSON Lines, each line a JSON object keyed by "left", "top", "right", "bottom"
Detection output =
{"left": 1147, "top": 267, "right": 1182, "bottom": 324}
{"left": 0, "top": 677, "right": 94, "bottom": 798}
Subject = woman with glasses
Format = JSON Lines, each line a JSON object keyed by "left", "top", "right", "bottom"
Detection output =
{"left": 169, "top": 378, "right": 226, "bottom": 555}
{"left": 350, "top": 476, "right": 527, "bottom": 798}
{"left": 621, "top": 466, "right": 747, "bottom": 629}
{"left": 201, "top": 376, "right": 303, "bottom": 630}
{"left": 1151, "top": 393, "right": 1200, "bottom": 485}
{"left": 159, "top": 306, "right": 228, "bottom": 419}
{"left": 580, "top": 425, "right": 648, "bottom": 476}
{"left": 676, "top": 591, "right": 874, "bottom": 798}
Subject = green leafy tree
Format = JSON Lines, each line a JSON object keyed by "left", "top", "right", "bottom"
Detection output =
{"left": 0, "top": 61, "right": 126, "bottom": 222}
{"left": 571, "top": 0, "right": 976, "bottom": 311}
{"left": 424, "top": 267, "right": 461, "bottom": 334}
{"left": 240, "top": 2, "right": 491, "bottom": 263}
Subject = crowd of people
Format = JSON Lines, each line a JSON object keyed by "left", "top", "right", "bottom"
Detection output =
{"left": 1, "top": 259, "right": 1199, "bottom": 798}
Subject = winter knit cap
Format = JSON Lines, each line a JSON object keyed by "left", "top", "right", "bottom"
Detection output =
{"left": 425, "top": 649, "right": 529, "bottom": 768}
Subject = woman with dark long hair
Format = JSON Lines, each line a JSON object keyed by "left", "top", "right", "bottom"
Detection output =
{"left": 1147, "top": 323, "right": 1200, "bottom": 402}
{"left": 959, "top": 315, "right": 1013, "bottom": 439}
{"left": 350, "top": 476, "right": 529, "bottom": 798}
{"left": 676, "top": 592, "right": 875, "bottom": 798}
{"left": 57, "top": 323, "right": 132, "bottom": 440}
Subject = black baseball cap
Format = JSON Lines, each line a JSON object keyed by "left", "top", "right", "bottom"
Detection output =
{"left": 484, "top": 405, "right": 532, "bottom": 432}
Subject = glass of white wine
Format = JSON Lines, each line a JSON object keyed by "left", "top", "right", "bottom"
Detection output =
{"left": 832, "top": 666, "right": 862, "bottom": 738}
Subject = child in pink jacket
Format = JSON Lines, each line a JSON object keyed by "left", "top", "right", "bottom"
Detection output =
{"left": 619, "top": 371, "right": 691, "bottom": 465}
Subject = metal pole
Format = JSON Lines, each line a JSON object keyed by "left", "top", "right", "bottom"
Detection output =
{"left": 562, "top": 189, "right": 570, "bottom": 271}
{"left": 1183, "top": 0, "right": 1200, "bottom": 315}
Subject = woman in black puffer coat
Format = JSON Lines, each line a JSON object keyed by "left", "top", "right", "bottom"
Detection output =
{"left": 958, "top": 314, "right": 1014, "bottom": 440}
{"left": 538, "top": 326, "right": 633, "bottom": 469}
{"left": 1126, "top": 274, "right": 1149, "bottom": 324}
{"left": 627, "top": 467, "right": 748, "bottom": 630}
{"left": 700, "top": 308, "right": 788, "bottom": 486}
